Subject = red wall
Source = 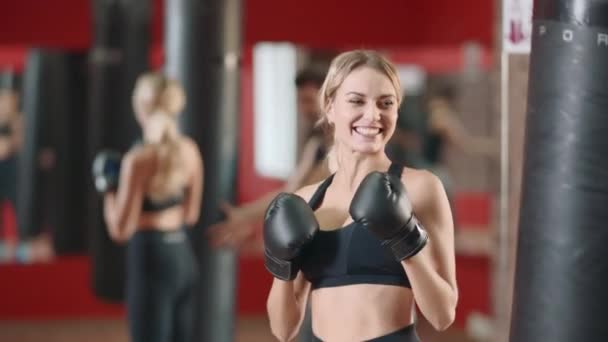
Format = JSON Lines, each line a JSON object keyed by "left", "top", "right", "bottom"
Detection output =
{"left": 0, "top": 1, "right": 91, "bottom": 50}
{"left": 0, "top": 46, "right": 27, "bottom": 72}
{"left": 0, "top": 0, "right": 494, "bottom": 50}
{"left": 244, "top": 1, "right": 494, "bottom": 49}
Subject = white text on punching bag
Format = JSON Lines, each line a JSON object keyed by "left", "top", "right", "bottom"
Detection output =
{"left": 538, "top": 25, "right": 608, "bottom": 47}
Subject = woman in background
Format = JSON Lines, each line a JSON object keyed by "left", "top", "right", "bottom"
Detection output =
{"left": 95, "top": 72, "right": 203, "bottom": 342}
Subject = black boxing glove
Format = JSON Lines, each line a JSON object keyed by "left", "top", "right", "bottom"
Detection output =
{"left": 350, "top": 171, "right": 428, "bottom": 261}
{"left": 263, "top": 193, "right": 319, "bottom": 281}
{"left": 92, "top": 150, "right": 122, "bottom": 193}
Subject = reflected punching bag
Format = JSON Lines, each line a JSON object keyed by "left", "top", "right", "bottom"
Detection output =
{"left": 165, "top": 0, "right": 242, "bottom": 341}
{"left": 18, "top": 50, "right": 53, "bottom": 240}
{"left": 19, "top": 50, "right": 89, "bottom": 253}
{"left": 53, "top": 53, "right": 89, "bottom": 254}
{"left": 510, "top": 1, "right": 608, "bottom": 341}
{"left": 88, "top": 0, "right": 150, "bottom": 301}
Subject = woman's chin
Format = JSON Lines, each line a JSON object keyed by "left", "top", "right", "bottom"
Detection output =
{"left": 350, "top": 143, "right": 384, "bottom": 156}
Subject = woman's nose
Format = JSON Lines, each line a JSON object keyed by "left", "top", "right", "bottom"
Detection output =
{"left": 363, "top": 105, "right": 381, "bottom": 121}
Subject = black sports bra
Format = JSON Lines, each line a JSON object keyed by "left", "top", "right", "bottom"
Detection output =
{"left": 131, "top": 139, "right": 186, "bottom": 213}
{"left": 299, "top": 163, "right": 411, "bottom": 290}
{"left": 142, "top": 193, "right": 185, "bottom": 212}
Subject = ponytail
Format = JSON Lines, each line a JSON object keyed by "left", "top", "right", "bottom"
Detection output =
{"left": 146, "top": 113, "right": 186, "bottom": 200}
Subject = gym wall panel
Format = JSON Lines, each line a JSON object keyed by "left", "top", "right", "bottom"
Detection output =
{"left": 0, "top": 0, "right": 494, "bottom": 50}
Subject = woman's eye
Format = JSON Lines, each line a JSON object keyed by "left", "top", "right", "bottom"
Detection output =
{"left": 381, "top": 100, "right": 394, "bottom": 108}
{"left": 349, "top": 99, "right": 364, "bottom": 105}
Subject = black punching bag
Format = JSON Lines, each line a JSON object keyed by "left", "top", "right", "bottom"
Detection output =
{"left": 88, "top": 0, "right": 150, "bottom": 301}
{"left": 53, "top": 53, "right": 89, "bottom": 254}
{"left": 20, "top": 51, "right": 89, "bottom": 253}
{"left": 510, "top": 1, "right": 608, "bottom": 341}
{"left": 18, "top": 50, "right": 53, "bottom": 240}
{"left": 165, "top": 0, "right": 242, "bottom": 341}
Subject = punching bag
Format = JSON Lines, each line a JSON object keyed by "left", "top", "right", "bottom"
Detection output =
{"left": 88, "top": 0, "right": 150, "bottom": 301}
{"left": 18, "top": 50, "right": 64, "bottom": 241}
{"left": 27, "top": 49, "right": 86, "bottom": 255}
{"left": 165, "top": 0, "right": 242, "bottom": 341}
{"left": 53, "top": 53, "right": 89, "bottom": 254}
{"left": 510, "top": 1, "right": 608, "bottom": 340}
{"left": 16, "top": 51, "right": 45, "bottom": 240}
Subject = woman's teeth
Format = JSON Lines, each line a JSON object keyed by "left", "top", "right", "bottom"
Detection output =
{"left": 354, "top": 127, "right": 381, "bottom": 136}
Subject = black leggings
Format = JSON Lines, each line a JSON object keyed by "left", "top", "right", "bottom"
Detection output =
{"left": 313, "top": 324, "right": 419, "bottom": 342}
{"left": 127, "top": 229, "right": 198, "bottom": 342}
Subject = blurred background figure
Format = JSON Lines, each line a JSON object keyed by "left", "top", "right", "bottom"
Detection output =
{"left": 96, "top": 71, "right": 203, "bottom": 342}
{"left": 208, "top": 64, "right": 332, "bottom": 250}
{"left": 0, "top": 70, "right": 54, "bottom": 264}
{"left": 0, "top": 71, "right": 22, "bottom": 262}
{"left": 388, "top": 81, "right": 498, "bottom": 197}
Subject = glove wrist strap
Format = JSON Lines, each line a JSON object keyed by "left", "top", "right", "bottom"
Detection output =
{"left": 383, "top": 216, "right": 429, "bottom": 261}
{"left": 264, "top": 249, "right": 299, "bottom": 281}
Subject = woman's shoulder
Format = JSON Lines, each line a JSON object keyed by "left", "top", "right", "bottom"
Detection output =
{"left": 400, "top": 166, "right": 445, "bottom": 203}
{"left": 123, "top": 145, "right": 156, "bottom": 169}
{"left": 131, "top": 136, "right": 197, "bottom": 155}
{"left": 401, "top": 166, "right": 436, "bottom": 182}
{"left": 126, "top": 142, "right": 153, "bottom": 157}
{"left": 176, "top": 136, "right": 202, "bottom": 156}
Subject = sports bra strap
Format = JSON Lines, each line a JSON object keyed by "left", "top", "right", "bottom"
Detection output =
{"left": 307, "top": 174, "right": 335, "bottom": 210}
{"left": 388, "top": 162, "right": 404, "bottom": 178}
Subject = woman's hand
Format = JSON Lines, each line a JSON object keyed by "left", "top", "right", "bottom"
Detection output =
{"left": 207, "top": 202, "right": 257, "bottom": 248}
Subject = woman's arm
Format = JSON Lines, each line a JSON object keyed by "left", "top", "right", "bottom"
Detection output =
{"left": 0, "top": 114, "right": 22, "bottom": 158}
{"left": 266, "top": 184, "right": 319, "bottom": 341}
{"left": 430, "top": 108, "right": 498, "bottom": 159}
{"left": 103, "top": 153, "right": 145, "bottom": 243}
{"left": 401, "top": 172, "right": 458, "bottom": 331}
{"left": 183, "top": 139, "right": 204, "bottom": 227}
{"left": 267, "top": 268, "right": 312, "bottom": 341}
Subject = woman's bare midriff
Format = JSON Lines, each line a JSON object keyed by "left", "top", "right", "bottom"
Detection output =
{"left": 311, "top": 284, "right": 415, "bottom": 341}
{"left": 137, "top": 206, "right": 185, "bottom": 231}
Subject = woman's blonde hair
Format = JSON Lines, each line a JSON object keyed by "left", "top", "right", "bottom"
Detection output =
{"left": 133, "top": 72, "right": 186, "bottom": 117}
{"left": 134, "top": 72, "right": 187, "bottom": 200}
{"left": 316, "top": 50, "right": 402, "bottom": 171}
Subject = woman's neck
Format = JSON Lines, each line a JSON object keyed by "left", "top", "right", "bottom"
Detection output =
{"left": 332, "top": 142, "right": 392, "bottom": 191}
